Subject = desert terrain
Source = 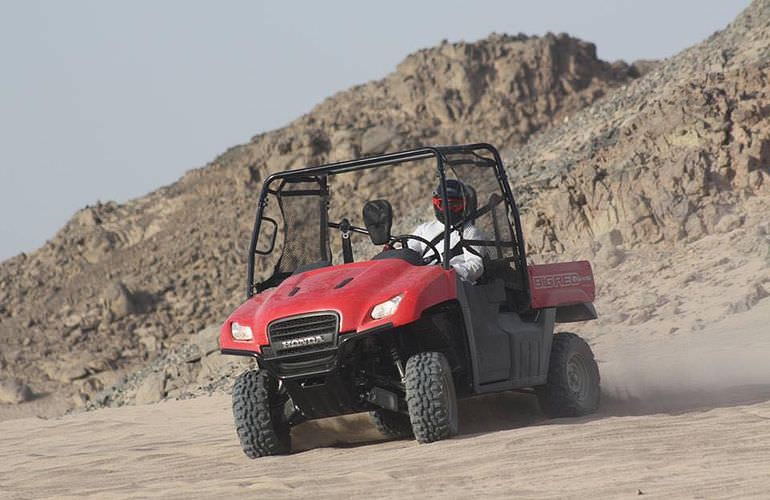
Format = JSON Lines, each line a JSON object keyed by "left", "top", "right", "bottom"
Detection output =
{"left": 1, "top": 1, "right": 769, "bottom": 498}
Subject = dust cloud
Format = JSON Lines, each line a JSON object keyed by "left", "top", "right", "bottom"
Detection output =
{"left": 597, "top": 299, "right": 770, "bottom": 415}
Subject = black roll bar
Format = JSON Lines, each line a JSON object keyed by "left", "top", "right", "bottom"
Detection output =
{"left": 246, "top": 144, "right": 529, "bottom": 299}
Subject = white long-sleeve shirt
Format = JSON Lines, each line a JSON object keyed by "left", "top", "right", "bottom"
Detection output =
{"left": 406, "top": 220, "right": 487, "bottom": 282}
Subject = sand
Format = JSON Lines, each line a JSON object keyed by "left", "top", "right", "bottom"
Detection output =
{"left": 1, "top": 391, "right": 769, "bottom": 499}
{"left": 2, "top": 297, "right": 769, "bottom": 499}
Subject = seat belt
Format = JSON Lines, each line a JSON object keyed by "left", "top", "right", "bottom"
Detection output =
{"left": 426, "top": 229, "right": 481, "bottom": 261}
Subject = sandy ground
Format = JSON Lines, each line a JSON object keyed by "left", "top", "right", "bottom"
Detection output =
{"left": 2, "top": 296, "right": 769, "bottom": 500}
{"left": 1, "top": 391, "right": 769, "bottom": 499}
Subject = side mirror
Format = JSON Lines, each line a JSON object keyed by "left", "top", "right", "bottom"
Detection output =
{"left": 255, "top": 217, "right": 278, "bottom": 255}
{"left": 362, "top": 200, "right": 393, "bottom": 245}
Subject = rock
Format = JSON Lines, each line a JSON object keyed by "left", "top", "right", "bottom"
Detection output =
{"left": 72, "top": 391, "right": 89, "bottom": 407}
{"left": 679, "top": 271, "right": 701, "bottom": 286}
{"left": 630, "top": 59, "right": 659, "bottom": 76}
{"left": 639, "top": 292, "right": 660, "bottom": 308}
{"left": 85, "top": 350, "right": 119, "bottom": 373}
{"left": 684, "top": 214, "right": 706, "bottom": 241}
{"left": 598, "top": 229, "right": 624, "bottom": 248}
{"left": 94, "top": 369, "right": 122, "bottom": 390}
{"left": 726, "top": 283, "right": 769, "bottom": 314}
{"left": 194, "top": 325, "right": 220, "bottom": 356}
{"left": 101, "top": 281, "right": 137, "bottom": 320}
{"left": 42, "top": 360, "right": 89, "bottom": 383}
{"left": 60, "top": 364, "right": 89, "bottom": 382}
{"left": 597, "top": 245, "right": 626, "bottom": 269}
{"left": 63, "top": 313, "right": 83, "bottom": 329}
{"left": 197, "top": 352, "right": 247, "bottom": 384}
{"left": 3, "top": 349, "right": 21, "bottom": 364}
{"left": 165, "top": 388, "right": 182, "bottom": 400}
{"left": 628, "top": 307, "right": 654, "bottom": 325}
{"left": 136, "top": 327, "right": 161, "bottom": 355}
{"left": 360, "top": 126, "right": 398, "bottom": 155}
{"left": 656, "top": 300, "right": 681, "bottom": 319}
{"left": 134, "top": 372, "right": 166, "bottom": 405}
{"left": 715, "top": 214, "right": 743, "bottom": 233}
{"left": 0, "top": 379, "right": 34, "bottom": 404}
{"left": 604, "top": 311, "right": 629, "bottom": 324}
{"left": 164, "top": 361, "right": 199, "bottom": 391}
{"left": 74, "top": 376, "right": 104, "bottom": 394}
{"left": 64, "top": 327, "right": 84, "bottom": 344}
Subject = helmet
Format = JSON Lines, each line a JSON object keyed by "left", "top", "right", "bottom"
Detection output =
{"left": 432, "top": 179, "right": 477, "bottom": 227}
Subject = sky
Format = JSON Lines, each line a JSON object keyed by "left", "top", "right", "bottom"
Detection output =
{"left": 0, "top": 0, "right": 752, "bottom": 261}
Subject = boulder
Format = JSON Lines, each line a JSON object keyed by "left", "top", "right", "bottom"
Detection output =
{"left": 597, "top": 229, "right": 624, "bottom": 248}
{"left": 134, "top": 372, "right": 166, "bottom": 405}
{"left": 101, "top": 281, "right": 137, "bottom": 320}
{"left": 597, "top": 245, "right": 626, "bottom": 269}
{"left": 41, "top": 359, "right": 89, "bottom": 383}
{"left": 0, "top": 379, "right": 34, "bottom": 404}
{"left": 715, "top": 213, "right": 743, "bottom": 234}
{"left": 136, "top": 327, "right": 161, "bottom": 355}
{"left": 360, "top": 126, "right": 398, "bottom": 155}
{"left": 194, "top": 325, "right": 220, "bottom": 356}
{"left": 197, "top": 352, "right": 251, "bottom": 384}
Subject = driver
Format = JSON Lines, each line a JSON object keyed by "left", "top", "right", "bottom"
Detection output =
{"left": 407, "top": 179, "right": 487, "bottom": 282}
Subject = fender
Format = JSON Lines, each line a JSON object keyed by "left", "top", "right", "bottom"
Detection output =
{"left": 220, "top": 259, "right": 457, "bottom": 354}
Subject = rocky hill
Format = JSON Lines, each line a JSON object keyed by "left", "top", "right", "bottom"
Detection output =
{"left": 1, "top": 0, "right": 768, "bottom": 414}
{"left": 509, "top": 1, "right": 770, "bottom": 256}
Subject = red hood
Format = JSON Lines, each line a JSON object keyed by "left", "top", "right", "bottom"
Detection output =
{"left": 220, "top": 259, "right": 457, "bottom": 353}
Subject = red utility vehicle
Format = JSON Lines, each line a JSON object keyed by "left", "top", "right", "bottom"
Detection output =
{"left": 221, "top": 144, "right": 600, "bottom": 458}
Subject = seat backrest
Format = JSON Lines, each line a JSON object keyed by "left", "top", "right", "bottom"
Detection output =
{"left": 481, "top": 258, "right": 523, "bottom": 290}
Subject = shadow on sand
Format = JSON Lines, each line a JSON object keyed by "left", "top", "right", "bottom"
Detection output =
{"left": 288, "top": 384, "right": 770, "bottom": 453}
{"left": 290, "top": 391, "right": 546, "bottom": 452}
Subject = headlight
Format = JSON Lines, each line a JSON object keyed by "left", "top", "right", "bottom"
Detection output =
{"left": 231, "top": 322, "right": 253, "bottom": 341}
{"left": 371, "top": 294, "right": 403, "bottom": 320}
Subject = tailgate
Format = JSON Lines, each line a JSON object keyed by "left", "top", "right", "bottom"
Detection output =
{"left": 528, "top": 260, "right": 595, "bottom": 309}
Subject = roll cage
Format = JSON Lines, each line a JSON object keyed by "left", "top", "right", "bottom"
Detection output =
{"left": 246, "top": 143, "right": 530, "bottom": 299}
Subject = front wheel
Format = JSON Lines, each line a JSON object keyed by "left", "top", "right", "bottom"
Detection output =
{"left": 232, "top": 369, "right": 291, "bottom": 458}
{"left": 536, "top": 332, "right": 600, "bottom": 417}
{"left": 404, "top": 351, "right": 459, "bottom": 443}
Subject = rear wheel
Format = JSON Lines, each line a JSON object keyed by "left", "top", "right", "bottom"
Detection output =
{"left": 404, "top": 351, "right": 459, "bottom": 443}
{"left": 537, "top": 332, "right": 600, "bottom": 417}
{"left": 232, "top": 369, "right": 291, "bottom": 458}
{"left": 369, "top": 409, "right": 414, "bottom": 439}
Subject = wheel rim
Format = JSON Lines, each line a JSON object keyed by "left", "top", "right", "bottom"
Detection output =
{"left": 566, "top": 353, "right": 591, "bottom": 402}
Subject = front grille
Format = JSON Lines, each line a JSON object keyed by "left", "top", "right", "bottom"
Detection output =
{"left": 268, "top": 312, "right": 339, "bottom": 356}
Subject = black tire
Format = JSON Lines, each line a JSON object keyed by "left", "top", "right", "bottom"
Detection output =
{"left": 232, "top": 369, "right": 291, "bottom": 458}
{"left": 369, "top": 409, "right": 414, "bottom": 439}
{"left": 404, "top": 351, "right": 459, "bottom": 443}
{"left": 537, "top": 332, "right": 600, "bottom": 418}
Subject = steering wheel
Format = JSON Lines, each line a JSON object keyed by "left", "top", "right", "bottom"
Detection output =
{"left": 391, "top": 234, "right": 442, "bottom": 265}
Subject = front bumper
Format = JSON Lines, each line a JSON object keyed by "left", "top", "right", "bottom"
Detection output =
{"left": 221, "top": 323, "right": 395, "bottom": 420}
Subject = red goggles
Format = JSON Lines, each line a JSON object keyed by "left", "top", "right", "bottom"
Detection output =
{"left": 432, "top": 196, "right": 465, "bottom": 213}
